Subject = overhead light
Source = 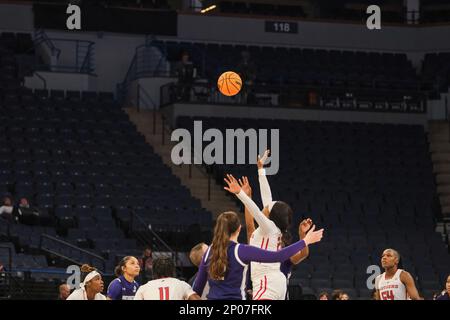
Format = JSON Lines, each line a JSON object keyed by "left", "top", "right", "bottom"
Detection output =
{"left": 201, "top": 4, "right": 216, "bottom": 14}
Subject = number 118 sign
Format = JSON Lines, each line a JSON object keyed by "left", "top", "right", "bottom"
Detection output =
{"left": 265, "top": 21, "right": 298, "bottom": 34}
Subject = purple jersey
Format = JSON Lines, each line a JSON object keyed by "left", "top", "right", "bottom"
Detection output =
{"left": 436, "top": 293, "right": 449, "bottom": 300}
{"left": 280, "top": 259, "right": 293, "bottom": 279}
{"left": 107, "top": 275, "right": 140, "bottom": 300}
{"left": 193, "top": 239, "right": 306, "bottom": 300}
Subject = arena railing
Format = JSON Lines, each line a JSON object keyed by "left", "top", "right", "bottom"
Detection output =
{"left": 129, "top": 210, "right": 184, "bottom": 277}
{"left": 39, "top": 234, "right": 106, "bottom": 272}
{"left": 33, "top": 30, "right": 95, "bottom": 74}
{"left": 160, "top": 81, "right": 429, "bottom": 114}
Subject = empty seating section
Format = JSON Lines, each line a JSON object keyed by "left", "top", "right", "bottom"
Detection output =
{"left": 157, "top": 40, "right": 431, "bottom": 109}
{"left": 0, "top": 89, "right": 212, "bottom": 271}
{"left": 0, "top": 33, "right": 212, "bottom": 274}
{"left": 422, "top": 52, "right": 450, "bottom": 92}
{"left": 176, "top": 116, "right": 449, "bottom": 299}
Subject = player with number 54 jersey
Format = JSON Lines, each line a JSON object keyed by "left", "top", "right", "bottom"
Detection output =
{"left": 375, "top": 249, "right": 423, "bottom": 300}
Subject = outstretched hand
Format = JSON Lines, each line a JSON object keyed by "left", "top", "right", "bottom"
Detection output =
{"left": 257, "top": 149, "right": 270, "bottom": 169}
{"left": 303, "top": 225, "right": 324, "bottom": 246}
{"left": 238, "top": 176, "right": 252, "bottom": 197}
{"left": 224, "top": 174, "right": 241, "bottom": 194}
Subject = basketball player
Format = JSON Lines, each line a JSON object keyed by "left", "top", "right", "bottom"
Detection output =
{"left": 374, "top": 248, "right": 423, "bottom": 300}
{"left": 134, "top": 257, "right": 201, "bottom": 300}
{"left": 107, "top": 256, "right": 140, "bottom": 300}
{"left": 192, "top": 210, "right": 323, "bottom": 300}
{"left": 238, "top": 175, "right": 312, "bottom": 298}
{"left": 188, "top": 242, "right": 210, "bottom": 299}
{"left": 66, "top": 264, "right": 106, "bottom": 300}
{"left": 224, "top": 149, "right": 311, "bottom": 300}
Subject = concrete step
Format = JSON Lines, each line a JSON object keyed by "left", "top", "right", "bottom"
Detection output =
{"left": 439, "top": 195, "right": 450, "bottom": 206}
{"left": 434, "top": 163, "right": 450, "bottom": 174}
{"left": 429, "top": 142, "right": 450, "bottom": 153}
{"left": 441, "top": 206, "right": 450, "bottom": 215}
{"left": 127, "top": 108, "right": 241, "bottom": 222}
{"left": 437, "top": 185, "right": 450, "bottom": 194}
{"left": 431, "top": 153, "right": 450, "bottom": 163}
{"left": 429, "top": 133, "right": 450, "bottom": 143}
{"left": 429, "top": 121, "right": 449, "bottom": 133}
{"left": 436, "top": 174, "right": 450, "bottom": 185}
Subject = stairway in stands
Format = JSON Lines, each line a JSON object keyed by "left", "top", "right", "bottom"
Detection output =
{"left": 125, "top": 108, "right": 242, "bottom": 221}
{"left": 429, "top": 120, "right": 450, "bottom": 218}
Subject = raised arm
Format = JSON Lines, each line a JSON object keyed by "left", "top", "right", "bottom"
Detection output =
{"left": 257, "top": 150, "right": 273, "bottom": 208}
{"left": 224, "top": 174, "right": 276, "bottom": 234}
{"left": 238, "top": 225, "right": 323, "bottom": 265}
{"left": 290, "top": 218, "right": 312, "bottom": 265}
{"left": 192, "top": 250, "right": 209, "bottom": 297}
{"left": 238, "top": 176, "right": 255, "bottom": 243}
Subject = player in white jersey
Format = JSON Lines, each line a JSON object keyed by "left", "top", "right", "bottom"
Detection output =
{"left": 134, "top": 257, "right": 201, "bottom": 300}
{"left": 238, "top": 175, "right": 312, "bottom": 299}
{"left": 224, "top": 150, "right": 310, "bottom": 300}
{"left": 375, "top": 249, "right": 423, "bottom": 300}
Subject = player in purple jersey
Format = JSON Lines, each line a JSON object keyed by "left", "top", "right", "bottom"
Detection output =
{"left": 193, "top": 209, "right": 324, "bottom": 300}
{"left": 107, "top": 256, "right": 141, "bottom": 300}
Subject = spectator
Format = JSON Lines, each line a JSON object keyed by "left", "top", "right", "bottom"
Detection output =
{"left": 14, "top": 197, "right": 40, "bottom": 225}
{"left": 331, "top": 289, "right": 349, "bottom": 300}
{"left": 436, "top": 274, "right": 450, "bottom": 300}
{"left": 175, "top": 51, "right": 196, "bottom": 102}
{"left": 318, "top": 291, "right": 329, "bottom": 300}
{"left": 0, "top": 196, "right": 14, "bottom": 222}
{"left": 58, "top": 284, "right": 71, "bottom": 300}
{"left": 236, "top": 50, "right": 257, "bottom": 104}
{"left": 236, "top": 50, "right": 257, "bottom": 84}
{"left": 138, "top": 247, "right": 153, "bottom": 282}
{"left": 340, "top": 292, "right": 350, "bottom": 300}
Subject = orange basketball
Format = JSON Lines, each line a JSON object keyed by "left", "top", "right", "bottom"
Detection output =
{"left": 217, "top": 71, "right": 242, "bottom": 96}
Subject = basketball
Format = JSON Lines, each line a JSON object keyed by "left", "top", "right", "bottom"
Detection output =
{"left": 217, "top": 71, "right": 242, "bottom": 96}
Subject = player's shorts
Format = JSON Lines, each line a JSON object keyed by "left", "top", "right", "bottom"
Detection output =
{"left": 252, "top": 272, "right": 287, "bottom": 300}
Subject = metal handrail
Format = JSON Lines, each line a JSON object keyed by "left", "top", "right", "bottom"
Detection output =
{"left": 34, "top": 72, "right": 47, "bottom": 90}
{"left": 160, "top": 81, "right": 429, "bottom": 114}
{"left": 80, "top": 42, "right": 95, "bottom": 73}
{"left": 33, "top": 31, "right": 95, "bottom": 74}
{"left": 39, "top": 234, "right": 106, "bottom": 271}
{"left": 137, "top": 83, "right": 157, "bottom": 111}
{"left": 130, "top": 210, "right": 182, "bottom": 275}
{"left": 34, "top": 29, "right": 61, "bottom": 59}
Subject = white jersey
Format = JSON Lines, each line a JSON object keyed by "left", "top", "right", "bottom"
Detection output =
{"left": 375, "top": 269, "right": 407, "bottom": 300}
{"left": 236, "top": 169, "right": 288, "bottom": 300}
{"left": 249, "top": 226, "right": 283, "bottom": 278}
{"left": 134, "top": 278, "right": 196, "bottom": 300}
{"left": 66, "top": 288, "right": 106, "bottom": 300}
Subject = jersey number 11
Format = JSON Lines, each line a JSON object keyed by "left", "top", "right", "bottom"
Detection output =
{"left": 158, "top": 287, "right": 170, "bottom": 300}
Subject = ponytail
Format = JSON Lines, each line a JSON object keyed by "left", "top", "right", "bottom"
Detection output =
{"left": 269, "top": 201, "right": 293, "bottom": 240}
{"left": 281, "top": 230, "right": 292, "bottom": 246}
{"left": 209, "top": 212, "right": 240, "bottom": 281}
